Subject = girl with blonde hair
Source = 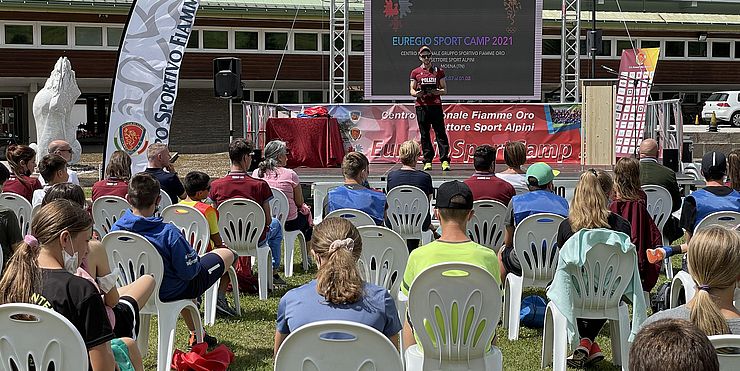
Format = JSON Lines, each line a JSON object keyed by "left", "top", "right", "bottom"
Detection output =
{"left": 557, "top": 169, "right": 632, "bottom": 368}
{"left": 642, "top": 226, "right": 740, "bottom": 335}
{"left": 274, "top": 217, "right": 402, "bottom": 354}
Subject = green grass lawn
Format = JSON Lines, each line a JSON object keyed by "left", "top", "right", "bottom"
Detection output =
{"left": 138, "top": 245, "right": 684, "bottom": 371}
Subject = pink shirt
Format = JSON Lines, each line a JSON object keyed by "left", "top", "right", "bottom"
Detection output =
{"left": 252, "top": 167, "right": 300, "bottom": 221}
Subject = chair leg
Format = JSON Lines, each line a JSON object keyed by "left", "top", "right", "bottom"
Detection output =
{"left": 283, "top": 230, "right": 295, "bottom": 277}
{"left": 137, "top": 314, "right": 151, "bottom": 356}
{"left": 227, "top": 266, "right": 241, "bottom": 316}
{"left": 502, "top": 279, "right": 511, "bottom": 329}
{"left": 506, "top": 275, "right": 524, "bottom": 340}
{"left": 547, "top": 304, "right": 568, "bottom": 371}
{"left": 541, "top": 304, "right": 554, "bottom": 369}
{"left": 299, "top": 233, "right": 311, "bottom": 271}
{"left": 664, "top": 257, "right": 674, "bottom": 280}
{"left": 615, "top": 305, "right": 631, "bottom": 370}
{"left": 203, "top": 283, "right": 218, "bottom": 326}
{"left": 256, "top": 247, "right": 271, "bottom": 300}
{"left": 670, "top": 276, "right": 684, "bottom": 309}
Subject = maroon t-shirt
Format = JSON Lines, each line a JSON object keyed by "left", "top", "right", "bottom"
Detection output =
{"left": 92, "top": 178, "right": 129, "bottom": 201}
{"left": 464, "top": 172, "right": 516, "bottom": 206}
{"left": 3, "top": 174, "right": 42, "bottom": 202}
{"left": 410, "top": 65, "right": 445, "bottom": 106}
{"left": 210, "top": 171, "right": 274, "bottom": 240}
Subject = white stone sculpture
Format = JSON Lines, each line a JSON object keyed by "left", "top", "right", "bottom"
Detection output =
{"left": 33, "top": 57, "right": 82, "bottom": 164}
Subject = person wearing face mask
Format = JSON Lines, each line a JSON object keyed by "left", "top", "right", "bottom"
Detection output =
{"left": 324, "top": 151, "right": 387, "bottom": 226}
{"left": 0, "top": 200, "right": 146, "bottom": 371}
{"left": 3, "top": 144, "right": 42, "bottom": 202}
{"left": 410, "top": 45, "right": 450, "bottom": 171}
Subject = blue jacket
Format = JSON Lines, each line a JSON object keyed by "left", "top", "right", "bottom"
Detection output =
{"left": 512, "top": 190, "right": 569, "bottom": 225}
{"left": 328, "top": 185, "right": 387, "bottom": 225}
{"left": 691, "top": 188, "right": 740, "bottom": 228}
{"left": 112, "top": 210, "right": 200, "bottom": 301}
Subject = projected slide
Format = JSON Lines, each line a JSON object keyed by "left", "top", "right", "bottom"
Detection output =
{"left": 364, "top": 0, "right": 542, "bottom": 101}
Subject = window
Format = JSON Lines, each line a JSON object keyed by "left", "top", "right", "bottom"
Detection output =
{"left": 75, "top": 26, "right": 102, "bottom": 46}
{"left": 736, "top": 41, "right": 740, "bottom": 59}
{"left": 107, "top": 27, "right": 123, "bottom": 47}
{"left": 41, "top": 25, "right": 67, "bottom": 45}
{"left": 265, "top": 32, "right": 288, "bottom": 50}
{"left": 579, "top": 39, "right": 611, "bottom": 56}
{"left": 294, "top": 33, "right": 318, "bottom": 51}
{"left": 706, "top": 92, "right": 728, "bottom": 102}
{"left": 187, "top": 30, "right": 199, "bottom": 48}
{"left": 235, "top": 31, "right": 257, "bottom": 50}
{"left": 303, "top": 91, "right": 324, "bottom": 103}
{"left": 350, "top": 34, "right": 364, "bottom": 52}
{"left": 203, "top": 30, "right": 228, "bottom": 49}
{"left": 277, "top": 90, "right": 299, "bottom": 103}
{"left": 321, "top": 33, "right": 343, "bottom": 51}
{"left": 5, "top": 25, "right": 33, "bottom": 44}
{"left": 542, "top": 39, "right": 561, "bottom": 56}
{"left": 616, "top": 40, "right": 635, "bottom": 56}
{"left": 640, "top": 40, "right": 660, "bottom": 49}
{"left": 712, "top": 42, "right": 730, "bottom": 58}
{"left": 665, "top": 41, "right": 685, "bottom": 57}
{"left": 687, "top": 41, "right": 707, "bottom": 57}
{"left": 253, "top": 91, "right": 274, "bottom": 103}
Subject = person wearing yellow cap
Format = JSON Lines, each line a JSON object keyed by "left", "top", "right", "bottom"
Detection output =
{"left": 409, "top": 45, "right": 450, "bottom": 171}
{"left": 498, "top": 162, "right": 569, "bottom": 282}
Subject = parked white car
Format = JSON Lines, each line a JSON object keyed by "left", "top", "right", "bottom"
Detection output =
{"left": 702, "top": 91, "right": 740, "bottom": 127}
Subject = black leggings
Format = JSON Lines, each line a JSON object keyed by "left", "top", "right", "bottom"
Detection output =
{"left": 285, "top": 212, "right": 313, "bottom": 242}
{"left": 577, "top": 319, "right": 607, "bottom": 342}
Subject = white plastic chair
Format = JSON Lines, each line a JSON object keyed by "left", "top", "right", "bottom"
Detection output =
{"left": 269, "top": 188, "right": 309, "bottom": 277}
{"left": 103, "top": 231, "right": 204, "bottom": 371}
{"left": 0, "top": 192, "right": 32, "bottom": 236}
{"left": 91, "top": 195, "right": 130, "bottom": 237}
{"left": 695, "top": 211, "right": 740, "bottom": 231}
{"left": 386, "top": 185, "right": 432, "bottom": 245}
{"left": 161, "top": 204, "right": 241, "bottom": 326}
{"left": 642, "top": 185, "right": 675, "bottom": 280}
{"left": 325, "top": 208, "right": 375, "bottom": 227}
{"left": 217, "top": 198, "right": 273, "bottom": 300}
{"left": 274, "top": 320, "right": 403, "bottom": 371}
{"left": 357, "top": 226, "right": 409, "bottom": 317}
{"left": 405, "top": 262, "right": 503, "bottom": 371}
{"left": 541, "top": 238, "right": 635, "bottom": 371}
{"left": 0, "top": 303, "right": 88, "bottom": 371}
{"left": 708, "top": 334, "right": 740, "bottom": 371}
{"left": 466, "top": 200, "right": 508, "bottom": 250}
{"left": 669, "top": 270, "right": 696, "bottom": 308}
{"left": 502, "top": 213, "right": 565, "bottom": 340}
{"left": 156, "top": 189, "right": 172, "bottom": 218}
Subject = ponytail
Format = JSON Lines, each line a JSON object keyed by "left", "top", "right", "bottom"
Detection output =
{"left": 0, "top": 237, "right": 42, "bottom": 305}
{"left": 257, "top": 158, "right": 279, "bottom": 178}
{"left": 258, "top": 140, "right": 287, "bottom": 178}
{"left": 311, "top": 218, "right": 364, "bottom": 304}
{"left": 728, "top": 149, "right": 740, "bottom": 191}
{"left": 686, "top": 226, "right": 740, "bottom": 335}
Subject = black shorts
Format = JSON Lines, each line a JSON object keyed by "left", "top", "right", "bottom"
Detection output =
{"left": 163, "top": 253, "right": 226, "bottom": 301}
{"left": 113, "top": 296, "right": 140, "bottom": 339}
{"left": 500, "top": 246, "right": 522, "bottom": 277}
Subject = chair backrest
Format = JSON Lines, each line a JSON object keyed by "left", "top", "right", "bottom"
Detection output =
{"left": 161, "top": 204, "right": 210, "bottom": 255}
{"left": 357, "top": 226, "right": 409, "bottom": 295}
{"left": 156, "top": 189, "right": 172, "bottom": 218}
{"left": 695, "top": 211, "right": 740, "bottom": 232}
{"left": 466, "top": 200, "right": 508, "bottom": 250}
{"left": 513, "top": 213, "right": 566, "bottom": 286}
{"left": 103, "top": 230, "right": 164, "bottom": 312}
{"left": 216, "top": 198, "right": 266, "bottom": 255}
{"left": 708, "top": 334, "right": 740, "bottom": 370}
{"left": 386, "top": 185, "right": 429, "bottom": 240}
{"left": 642, "top": 185, "right": 672, "bottom": 229}
{"left": 269, "top": 187, "right": 290, "bottom": 225}
{"left": 407, "top": 262, "right": 501, "bottom": 363}
{"left": 0, "top": 303, "right": 88, "bottom": 371}
{"left": 274, "top": 320, "right": 403, "bottom": 371}
{"left": 325, "top": 208, "right": 375, "bottom": 227}
{"left": 91, "top": 196, "right": 130, "bottom": 237}
{"left": 0, "top": 192, "right": 32, "bottom": 236}
{"left": 565, "top": 237, "right": 636, "bottom": 312}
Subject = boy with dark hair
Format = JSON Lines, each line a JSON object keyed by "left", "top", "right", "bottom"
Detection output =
{"left": 464, "top": 144, "right": 516, "bottom": 205}
{"left": 630, "top": 319, "right": 718, "bottom": 371}
{"left": 32, "top": 154, "right": 69, "bottom": 208}
{"left": 0, "top": 163, "right": 22, "bottom": 265}
{"left": 400, "top": 180, "right": 500, "bottom": 350}
{"left": 112, "top": 173, "right": 236, "bottom": 346}
{"left": 180, "top": 171, "right": 237, "bottom": 316}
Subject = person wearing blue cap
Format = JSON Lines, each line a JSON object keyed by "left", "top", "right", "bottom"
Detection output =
{"left": 499, "top": 162, "right": 569, "bottom": 282}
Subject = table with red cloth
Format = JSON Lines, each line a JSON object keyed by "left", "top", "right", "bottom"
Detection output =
{"left": 265, "top": 117, "right": 345, "bottom": 168}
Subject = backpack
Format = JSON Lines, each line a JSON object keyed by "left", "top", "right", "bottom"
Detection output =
{"left": 520, "top": 295, "right": 547, "bottom": 328}
{"left": 651, "top": 281, "right": 671, "bottom": 314}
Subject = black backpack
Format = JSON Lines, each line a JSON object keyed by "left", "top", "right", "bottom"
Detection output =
{"left": 650, "top": 281, "right": 671, "bottom": 313}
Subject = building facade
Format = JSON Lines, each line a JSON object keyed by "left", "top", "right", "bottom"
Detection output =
{"left": 0, "top": 0, "right": 739, "bottom": 151}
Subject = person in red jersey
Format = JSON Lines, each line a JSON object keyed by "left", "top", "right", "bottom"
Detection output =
{"left": 410, "top": 45, "right": 450, "bottom": 171}
{"left": 92, "top": 151, "right": 131, "bottom": 201}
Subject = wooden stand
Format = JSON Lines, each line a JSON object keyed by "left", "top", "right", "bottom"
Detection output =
{"left": 581, "top": 79, "right": 617, "bottom": 166}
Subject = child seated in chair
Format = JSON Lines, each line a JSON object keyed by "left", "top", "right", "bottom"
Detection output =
{"left": 180, "top": 171, "right": 238, "bottom": 317}
{"left": 112, "top": 173, "right": 236, "bottom": 348}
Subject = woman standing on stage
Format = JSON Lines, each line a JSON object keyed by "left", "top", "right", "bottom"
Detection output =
{"left": 410, "top": 45, "right": 450, "bottom": 171}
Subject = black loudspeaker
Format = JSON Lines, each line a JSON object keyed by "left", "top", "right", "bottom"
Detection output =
{"left": 587, "top": 29, "right": 603, "bottom": 56}
{"left": 663, "top": 148, "right": 680, "bottom": 173}
{"left": 682, "top": 136, "right": 693, "bottom": 163}
{"left": 213, "top": 57, "right": 242, "bottom": 99}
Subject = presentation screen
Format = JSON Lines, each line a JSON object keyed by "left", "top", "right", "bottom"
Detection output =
{"left": 364, "top": 0, "right": 542, "bottom": 101}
